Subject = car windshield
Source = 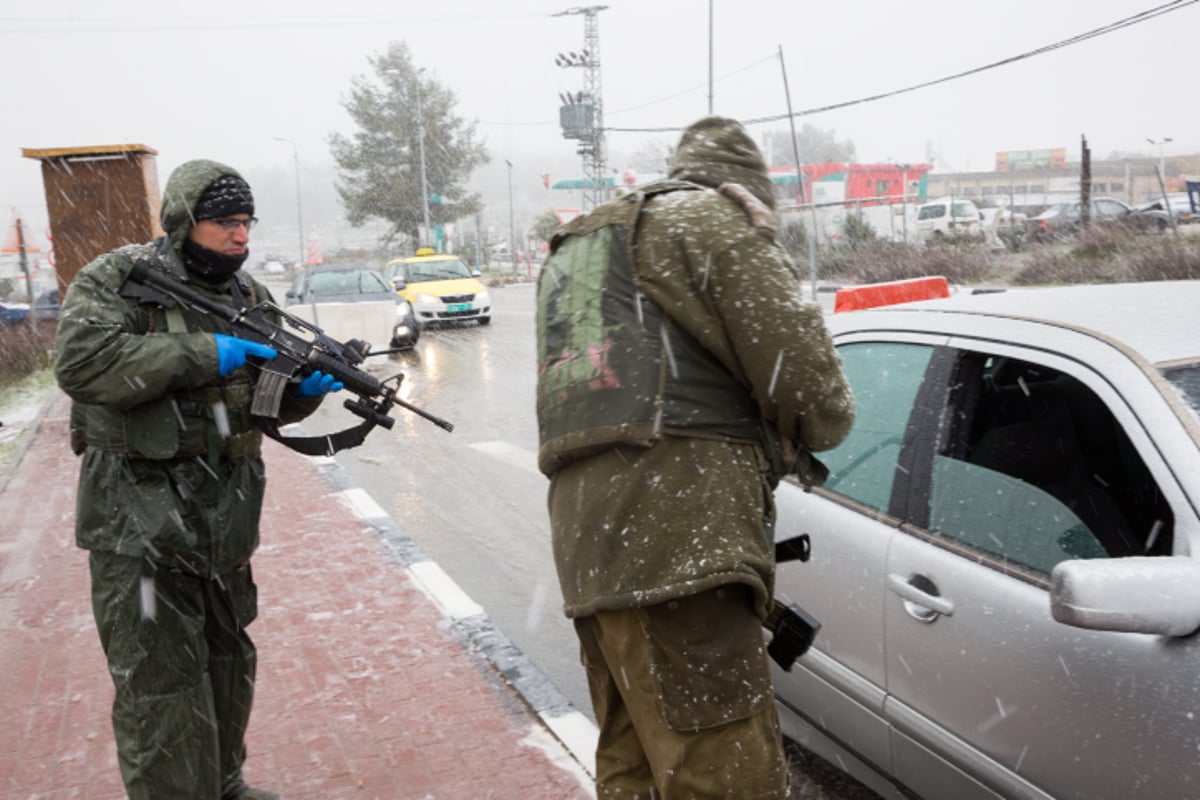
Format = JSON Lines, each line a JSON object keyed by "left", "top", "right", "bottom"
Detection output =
{"left": 1163, "top": 363, "right": 1200, "bottom": 423}
{"left": 308, "top": 269, "right": 391, "bottom": 297}
{"left": 407, "top": 258, "right": 473, "bottom": 282}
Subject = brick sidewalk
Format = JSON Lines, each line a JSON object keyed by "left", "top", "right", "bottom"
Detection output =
{"left": 0, "top": 392, "right": 594, "bottom": 799}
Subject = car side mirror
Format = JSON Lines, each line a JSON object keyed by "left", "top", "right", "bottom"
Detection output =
{"left": 391, "top": 278, "right": 407, "bottom": 291}
{"left": 472, "top": 268, "right": 482, "bottom": 278}
{"left": 1050, "top": 556, "right": 1200, "bottom": 637}
{"left": 285, "top": 289, "right": 296, "bottom": 299}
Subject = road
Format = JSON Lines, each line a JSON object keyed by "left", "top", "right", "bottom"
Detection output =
{"left": 291, "top": 281, "right": 589, "bottom": 710}
{"left": 288, "top": 279, "right": 878, "bottom": 799}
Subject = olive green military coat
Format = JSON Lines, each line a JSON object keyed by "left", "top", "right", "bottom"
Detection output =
{"left": 545, "top": 119, "right": 855, "bottom": 621}
{"left": 55, "top": 160, "right": 319, "bottom": 575}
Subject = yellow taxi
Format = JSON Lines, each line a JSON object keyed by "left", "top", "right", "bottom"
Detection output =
{"left": 382, "top": 248, "right": 491, "bottom": 327}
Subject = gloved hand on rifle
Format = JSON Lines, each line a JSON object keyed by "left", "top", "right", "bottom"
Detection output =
{"left": 297, "top": 370, "right": 345, "bottom": 398}
{"left": 215, "top": 333, "right": 278, "bottom": 377}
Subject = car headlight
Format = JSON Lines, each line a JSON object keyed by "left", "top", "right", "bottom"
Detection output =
{"left": 416, "top": 292, "right": 438, "bottom": 305}
{"left": 475, "top": 290, "right": 490, "bottom": 305}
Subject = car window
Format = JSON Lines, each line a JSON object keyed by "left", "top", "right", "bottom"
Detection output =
{"left": 1163, "top": 363, "right": 1200, "bottom": 423}
{"left": 922, "top": 353, "right": 1173, "bottom": 576}
{"left": 408, "top": 258, "right": 473, "bottom": 281}
{"left": 917, "top": 205, "right": 945, "bottom": 221}
{"left": 820, "top": 342, "right": 934, "bottom": 511}
{"left": 929, "top": 456, "right": 1105, "bottom": 573}
{"left": 951, "top": 202, "right": 976, "bottom": 218}
{"left": 1095, "top": 199, "right": 1127, "bottom": 217}
{"left": 308, "top": 269, "right": 390, "bottom": 297}
{"left": 360, "top": 271, "right": 392, "bottom": 292}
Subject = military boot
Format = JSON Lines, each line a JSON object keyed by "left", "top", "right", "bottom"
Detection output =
{"left": 222, "top": 781, "right": 281, "bottom": 800}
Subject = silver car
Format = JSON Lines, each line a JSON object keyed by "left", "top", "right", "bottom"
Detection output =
{"left": 772, "top": 281, "right": 1200, "bottom": 800}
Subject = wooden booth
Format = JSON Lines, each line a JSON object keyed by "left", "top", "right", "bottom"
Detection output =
{"left": 21, "top": 144, "right": 162, "bottom": 294}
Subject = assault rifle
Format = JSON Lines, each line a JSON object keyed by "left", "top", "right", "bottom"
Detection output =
{"left": 121, "top": 260, "right": 453, "bottom": 455}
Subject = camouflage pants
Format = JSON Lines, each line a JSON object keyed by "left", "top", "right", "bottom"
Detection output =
{"left": 574, "top": 585, "right": 790, "bottom": 799}
{"left": 89, "top": 551, "right": 258, "bottom": 800}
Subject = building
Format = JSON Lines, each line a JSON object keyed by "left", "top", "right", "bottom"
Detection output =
{"left": 925, "top": 150, "right": 1200, "bottom": 213}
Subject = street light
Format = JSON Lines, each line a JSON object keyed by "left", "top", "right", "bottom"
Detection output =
{"left": 273, "top": 137, "right": 305, "bottom": 269}
{"left": 384, "top": 67, "right": 433, "bottom": 250}
{"left": 1147, "top": 137, "right": 1173, "bottom": 183}
{"left": 506, "top": 159, "right": 517, "bottom": 275}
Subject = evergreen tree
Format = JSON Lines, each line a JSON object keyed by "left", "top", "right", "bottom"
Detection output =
{"left": 329, "top": 42, "right": 489, "bottom": 250}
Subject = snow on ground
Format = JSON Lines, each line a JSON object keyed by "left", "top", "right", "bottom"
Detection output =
{"left": 0, "top": 370, "right": 57, "bottom": 473}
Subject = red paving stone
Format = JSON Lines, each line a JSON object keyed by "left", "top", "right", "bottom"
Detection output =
{"left": 0, "top": 392, "right": 594, "bottom": 799}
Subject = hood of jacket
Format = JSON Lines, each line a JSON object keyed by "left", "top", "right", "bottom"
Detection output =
{"left": 668, "top": 116, "right": 775, "bottom": 210}
{"left": 160, "top": 159, "right": 249, "bottom": 261}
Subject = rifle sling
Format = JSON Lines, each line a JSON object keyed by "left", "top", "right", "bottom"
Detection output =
{"left": 256, "top": 416, "right": 378, "bottom": 458}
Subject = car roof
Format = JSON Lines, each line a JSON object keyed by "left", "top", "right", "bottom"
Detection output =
{"left": 830, "top": 281, "right": 1200, "bottom": 366}
{"left": 388, "top": 253, "right": 465, "bottom": 264}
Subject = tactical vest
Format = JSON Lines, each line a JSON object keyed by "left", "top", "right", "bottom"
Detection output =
{"left": 69, "top": 245, "right": 263, "bottom": 466}
{"left": 536, "top": 181, "right": 765, "bottom": 476}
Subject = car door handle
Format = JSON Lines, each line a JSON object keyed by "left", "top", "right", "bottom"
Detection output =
{"left": 887, "top": 573, "right": 955, "bottom": 619}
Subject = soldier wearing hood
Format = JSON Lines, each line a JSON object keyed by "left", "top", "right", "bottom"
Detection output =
{"left": 55, "top": 160, "right": 341, "bottom": 800}
{"left": 536, "top": 117, "right": 855, "bottom": 797}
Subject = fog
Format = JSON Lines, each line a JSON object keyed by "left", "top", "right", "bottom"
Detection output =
{"left": 1, "top": 0, "right": 1193, "bottom": 260}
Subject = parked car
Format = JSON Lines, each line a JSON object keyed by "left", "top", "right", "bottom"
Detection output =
{"left": 914, "top": 197, "right": 985, "bottom": 243}
{"left": 1132, "top": 192, "right": 1197, "bottom": 229}
{"left": 0, "top": 300, "right": 30, "bottom": 326}
{"left": 1025, "top": 197, "right": 1137, "bottom": 241}
{"left": 383, "top": 249, "right": 491, "bottom": 327}
{"left": 285, "top": 264, "right": 419, "bottom": 351}
{"left": 31, "top": 289, "right": 60, "bottom": 322}
{"left": 772, "top": 280, "right": 1200, "bottom": 800}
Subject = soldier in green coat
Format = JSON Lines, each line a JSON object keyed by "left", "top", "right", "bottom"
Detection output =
{"left": 537, "top": 117, "right": 856, "bottom": 798}
{"left": 55, "top": 160, "right": 340, "bottom": 800}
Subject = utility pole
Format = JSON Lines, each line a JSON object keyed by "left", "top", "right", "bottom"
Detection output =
{"left": 414, "top": 68, "right": 433, "bottom": 249}
{"left": 708, "top": 0, "right": 714, "bottom": 114}
{"left": 272, "top": 137, "right": 305, "bottom": 270}
{"left": 553, "top": 5, "right": 608, "bottom": 212}
{"left": 777, "top": 45, "right": 818, "bottom": 299}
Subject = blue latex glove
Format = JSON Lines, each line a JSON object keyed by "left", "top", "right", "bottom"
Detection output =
{"left": 215, "top": 333, "right": 278, "bottom": 377}
{"left": 297, "top": 370, "right": 344, "bottom": 398}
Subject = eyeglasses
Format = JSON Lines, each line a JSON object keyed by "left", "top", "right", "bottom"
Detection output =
{"left": 207, "top": 216, "right": 258, "bottom": 232}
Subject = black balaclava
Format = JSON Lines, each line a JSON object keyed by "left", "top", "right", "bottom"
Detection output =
{"left": 184, "top": 173, "right": 255, "bottom": 282}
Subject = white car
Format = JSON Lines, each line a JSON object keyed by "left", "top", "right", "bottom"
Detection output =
{"left": 773, "top": 280, "right": 1200, "bottom": 800}
{"left": 915, "top": 197, "right": 985, "bottom": 243}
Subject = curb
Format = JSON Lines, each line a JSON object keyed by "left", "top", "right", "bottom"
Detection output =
{"left": 0, "top": 381, "right": 62, "bottom": 496}
{"left": 301, "top": 448, "right": 600, "bottom": 787}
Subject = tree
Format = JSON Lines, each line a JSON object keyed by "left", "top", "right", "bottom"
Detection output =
{"left": 762, "top": 124, "right": 856, "bottom": 167}
{"left": 329, "top": 42, "right": 489, "bottom": 250}
{"left": 626, "top": 137, "right": 675, "bottom": 174}
{"left": 531, "top": 210, "right": 562, "bottom": 244}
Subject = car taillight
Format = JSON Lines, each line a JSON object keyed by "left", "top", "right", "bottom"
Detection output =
{"left": 1039, "top": 220, "right": 1047, "bottom": 232}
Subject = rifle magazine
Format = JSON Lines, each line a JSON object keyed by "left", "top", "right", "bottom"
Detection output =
{"left": 251, "top": 370, "right": 289, "bottom": 419}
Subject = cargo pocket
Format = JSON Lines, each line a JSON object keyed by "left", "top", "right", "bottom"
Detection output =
{"left": 125, "top": 396, "right": 181, "bottom": 459}
{"left": 225, "top": 563, "right": 259, "bottom": 630}
{"left": 640, "top": 585, "right": 774, "bottom": 732}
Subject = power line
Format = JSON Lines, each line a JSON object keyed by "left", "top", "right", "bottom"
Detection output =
{"left": 0, "top": 12, "right": 544, "bottom": 34}
{"left": 476, "top": 52, "right": 778, "bottom": 129}
{"left": 606, "top": 0, "right": 1198, "bottom": 134}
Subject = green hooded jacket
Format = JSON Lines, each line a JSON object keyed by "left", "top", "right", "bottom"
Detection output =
{"left": 54, "top": 159, "right": 319, "bottom": 574}
{"left": 543, "top": 117, "right": 855, "bottom": 620}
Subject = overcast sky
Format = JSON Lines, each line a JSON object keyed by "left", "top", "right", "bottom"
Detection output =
{"left": 2, "top": 0, "right": 1194, "bottom": 252}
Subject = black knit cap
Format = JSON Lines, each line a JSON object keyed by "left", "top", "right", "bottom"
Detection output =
{"left": 193, "top": 174, "right": 255, "bottom": 220}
